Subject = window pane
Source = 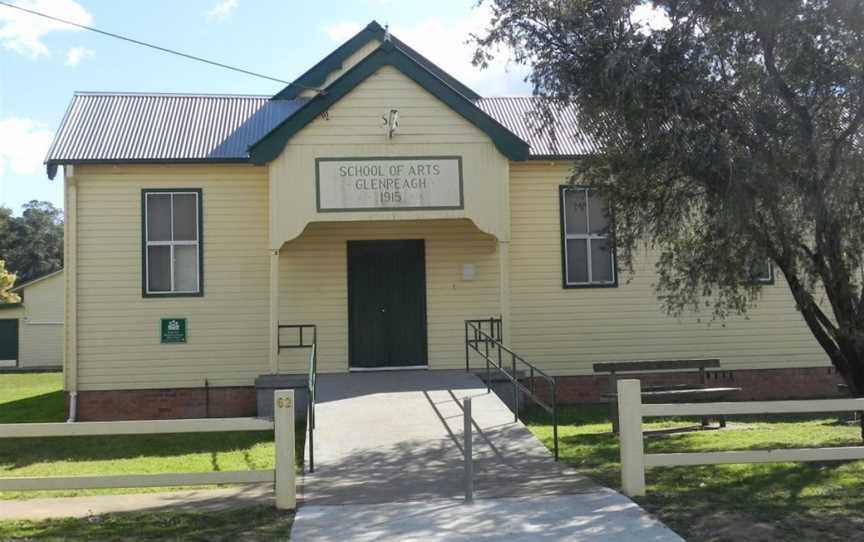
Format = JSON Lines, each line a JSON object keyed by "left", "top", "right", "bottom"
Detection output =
{"left": 147, "top": 245, "right": 171, "bottom": 292}
{"left": 748, "top": 259, "right": 772, "bottom": 282}
{"left": 566, "top": 239, "right": 589, "bottom": 284}
{"left": 564, "top": 189, "right": 588, "bottom": 235}
{"left": 173, "top": 194, "right": 198, "bottom": 241}
{"left": 587, "top": 191, "right": 610, "bottom": 235}
{"left": 174, "top": 245, "right": 198, "bottom": 292}
{"left": 590, "top": 238, "right": 615, "bottom": 283}
{"left": 146, "top": 194, "right": 171, "bottom": 241}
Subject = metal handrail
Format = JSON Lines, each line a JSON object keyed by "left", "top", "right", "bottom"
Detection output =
{"left": 465, "top": 318, "right": 559, "bottom": 461}
{"left": 277, "top": 323, "right": 318, "bottom": 473}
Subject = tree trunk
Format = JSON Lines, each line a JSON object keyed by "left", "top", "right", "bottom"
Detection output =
{"left": 835, "top": 335, "right": 864, "bottom": 441}
{"left": 781, "top": 267, "right": 864, "bottom": 440}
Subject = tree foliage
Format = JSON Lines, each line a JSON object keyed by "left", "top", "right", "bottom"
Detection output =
{"left": 0, "top": 260, "right": 20, "bottom": 304}
{"left": 0, "top": 201, "right": 63, "bottom": 284}
{"left": 474, "top": 1, "right": 864, "bottom": 397}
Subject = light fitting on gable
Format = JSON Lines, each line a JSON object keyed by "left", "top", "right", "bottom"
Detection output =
{"left": 382, "top": 108, "right": 399, "bottom": 139}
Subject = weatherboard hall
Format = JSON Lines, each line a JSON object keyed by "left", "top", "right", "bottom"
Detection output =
{"left": 44, "top": 22, "right": 838, "bottom": 420}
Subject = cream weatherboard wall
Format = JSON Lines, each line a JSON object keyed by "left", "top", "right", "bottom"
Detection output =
{"left": 269, "top": 64, "right": 511, "bottom": 247}
{"left": 14, "top": 271, "right": 64, "bottom": 369}
{"left": 508, "top": 162, "right": 829, "bottom": 375}
{"left": 276, "top": 219, "right": 500, "bottom": 373}
{"left": 70, "top": 164, "right": 270, "bottom": 391}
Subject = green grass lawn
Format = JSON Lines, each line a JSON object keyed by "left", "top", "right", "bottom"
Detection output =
{"left": 526, "top": 405, "right": 864, "bottom": 541}
{"left": 0, "top": 372, "right": 302, "bottom": 539}
{"left": 0, "top": 373, "right": 304, "bottom": 501}
{"left": 0, "top": 373, "right": 66, "bottom": 424}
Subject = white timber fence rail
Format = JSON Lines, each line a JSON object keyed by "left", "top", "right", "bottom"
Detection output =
{"left": 0, "top": 390, "right": 298, "bottom": 510}
{"left": 617, "top": 379, "right": 864, "bottom": 498}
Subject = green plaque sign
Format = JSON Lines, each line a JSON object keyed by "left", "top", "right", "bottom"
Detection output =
{"left": 160, "top": 318, "right": 187, "bottom": 344}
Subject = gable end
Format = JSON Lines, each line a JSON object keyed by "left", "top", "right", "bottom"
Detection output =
{"left": 250, "top": 43, "right": 530, "bottom": 164}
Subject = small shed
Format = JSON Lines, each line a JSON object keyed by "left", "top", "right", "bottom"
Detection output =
{"left": 0, "top": 270, "right": 64, "bottom": 370}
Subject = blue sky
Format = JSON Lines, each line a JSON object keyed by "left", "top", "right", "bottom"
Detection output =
{"left": 0, "top": 0, "right": 531, "bottom": 215}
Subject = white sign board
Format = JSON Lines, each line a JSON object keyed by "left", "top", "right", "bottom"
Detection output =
{"left": 316, "top": 157, "right": 463, "bottom": 212}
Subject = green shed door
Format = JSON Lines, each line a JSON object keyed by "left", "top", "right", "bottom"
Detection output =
{"left": 348, "top": 240, "right": 428, "bottom": 369}
{"left": 0, "top": 319, "right": 19, "bottom": 367}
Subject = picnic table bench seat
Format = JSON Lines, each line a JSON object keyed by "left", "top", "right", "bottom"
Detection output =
{"left": 593, "top": 358, "right": 743, "bottom": 433}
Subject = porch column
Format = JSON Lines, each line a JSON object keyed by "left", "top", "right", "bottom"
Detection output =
{"left": 269, "top": 249, "right": 280, "bottom": 374}
{"left": 498, "top": 240, "right": 512, "bottom": 343}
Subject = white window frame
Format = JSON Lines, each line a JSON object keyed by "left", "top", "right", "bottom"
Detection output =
{"left": 561, "top": 186, "right": 616, "bottom": 287}
{"left": 144, "top": 190, "right": 201, "bottom": 295}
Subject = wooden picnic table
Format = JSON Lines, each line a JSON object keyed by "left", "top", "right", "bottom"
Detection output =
{"left": 594, "top": 359, "right": 742, "bottom": 433}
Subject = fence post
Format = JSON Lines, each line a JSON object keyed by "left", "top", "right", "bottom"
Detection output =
{"left": 274, "top": 389, "right": 296, "bottom": 510}
{"left": 617, "top": 379, "right": 645, "bottom": 497}
{"left": 464, "top": 397, "right": 473, "bottom": 503}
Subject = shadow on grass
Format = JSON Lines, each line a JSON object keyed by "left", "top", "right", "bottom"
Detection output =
{"left": 0, "top": 391, "right": 65, "bottom": 424}
{"left": 0, "top": 506, "right": 294, "bottom": 541}
{"left": 526, "top": 404, "right": 864, "bottom": 495}
{"left": 0, "top": 431, "right": 275, "bottom": 471}
{"left": 641, "top": 460, "right": 864, "bottom": 517}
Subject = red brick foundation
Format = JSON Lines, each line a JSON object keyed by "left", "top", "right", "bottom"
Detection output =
{"left": 546, "top": 366, "right": 845, "bottom": 404}
{"left": 69, "top": 366, "right": 846, "bottom": 420}
{"left": 72, "top": 387, "right": 257, "bottom": 421}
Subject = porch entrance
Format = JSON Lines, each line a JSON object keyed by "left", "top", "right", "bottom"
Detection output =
{"left": 347, "top": 240, "right": 427, "bottom": 369}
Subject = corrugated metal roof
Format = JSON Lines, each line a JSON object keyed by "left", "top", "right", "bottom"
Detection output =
{"left": 45, "top": 93, "right": 597, "bottom": 166}
{"left": 476, "top": 97, "right": 600, "bottom": 157}
{"left": 45, "top": 92, "right": 306, "bottom": 163}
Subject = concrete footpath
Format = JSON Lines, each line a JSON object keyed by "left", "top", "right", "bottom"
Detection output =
{"left": 292, "top": 370, "right": 683, "bottom": 541}
{"left": 0, "top": 484, "right": 274, "bottom": 520}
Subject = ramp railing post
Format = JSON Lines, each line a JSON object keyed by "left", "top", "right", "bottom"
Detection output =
{"left": 463, "top": 397, "right": 473, "bottom": 503}
{"left": 275, "top": 389, "right": 296, "bottom": 510}
{"left": 617, "top": 379, "right": 645, "bottom": 497}
{"left": 464, "top": 320, "right": 470, "bottom": 372}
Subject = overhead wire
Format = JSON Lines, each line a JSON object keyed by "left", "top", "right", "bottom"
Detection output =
{"left": 0, "top": 1, "right": 322, "bottom": 92}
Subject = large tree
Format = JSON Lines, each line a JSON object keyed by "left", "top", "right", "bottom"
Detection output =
{"left": 0, "top": 260, "right": 20, "bottom": 304}
{"left": 0, "top": 201, "right": 63, "bottom": 283}
{"left": 474, "top": 1, "right": 864, "bottom": 401}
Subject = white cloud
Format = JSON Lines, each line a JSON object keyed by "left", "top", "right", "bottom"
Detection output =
{"left": 205, "top": 0, "right": 238, "bottom": 21}
{"left": 0, "top": 117, "right": 54, "bottom": 178}
{"left": 324, "top": 7, "right": 530, "bottom": 96}
{"left": 631, "top": 3, "right": 672, "bottom": 34}
{"left": 324, "top": 22, "right": 363, "bottom": 42}
{"left": 64, "top": 45, "right": 92, "bottom": 66}
{"left": 0, "top": 0, "right": 92, "bottom": 58}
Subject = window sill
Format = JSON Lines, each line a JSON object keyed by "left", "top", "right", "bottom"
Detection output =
{"left": 143, "top": 291, "right": 204, "bottom": 298}
{"left": 562, "top": 282, "right": 619, "bottom": 289}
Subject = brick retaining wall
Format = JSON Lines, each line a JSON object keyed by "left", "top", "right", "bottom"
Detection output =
{"left": 69, "top": 366, "right": 846, "bottom": 420}
{"left": 72, "top": 387, "right": 256, "bottom": 421}
{"left": 538, "top": 366, "right": 845, "bottom": 404}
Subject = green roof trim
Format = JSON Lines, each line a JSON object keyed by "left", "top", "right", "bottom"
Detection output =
{"left": 250, "top": 42, "right": 530, "bottom": 164}
{"left": 273, "top": 21, "right": 481, "bottom": 101}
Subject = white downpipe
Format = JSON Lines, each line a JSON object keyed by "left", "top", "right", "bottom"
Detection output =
{"left": 66, "top": 391, "right": 77, "bottom": 423}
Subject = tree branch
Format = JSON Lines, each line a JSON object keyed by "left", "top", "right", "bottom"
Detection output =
{"left": 756, "top": 27, "right": 818, "bottom": 167}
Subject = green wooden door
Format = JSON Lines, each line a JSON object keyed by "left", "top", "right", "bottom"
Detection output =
{"left": 348, "top": 240, "right": 427, "bottom": 369}
{"left": 0, "top": 319, "right": 19, "bottom": 367}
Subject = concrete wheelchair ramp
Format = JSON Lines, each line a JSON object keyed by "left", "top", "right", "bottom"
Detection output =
{"left": 293, "top": 369, "right": 683, "bottom": 541}
{"left": 301, "top": 370, "right": 595, "bottom": 505}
